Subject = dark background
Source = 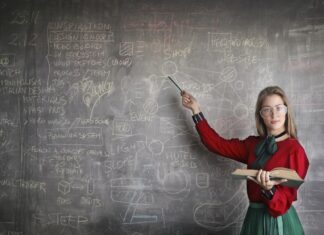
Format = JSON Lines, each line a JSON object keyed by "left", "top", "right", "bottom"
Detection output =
{"left": 0, "top": 0, "right": 324, "bottom": 234}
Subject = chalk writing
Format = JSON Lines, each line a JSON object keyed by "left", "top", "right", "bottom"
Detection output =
{"left": 47, "top": 127, "right": 103, "bottom": 146}
{"left": 32, "top": 213, "right": 88, "bottom": 228}
{"left": 0, "top": 179, "right": 46, "bottom": 193}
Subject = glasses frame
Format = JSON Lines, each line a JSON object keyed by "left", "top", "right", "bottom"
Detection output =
{"left": 259, "top": 104, "right": 288, "bottom": 118}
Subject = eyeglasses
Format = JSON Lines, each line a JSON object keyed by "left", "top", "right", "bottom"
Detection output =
{"left": 259, "top": 104, "right": 287, "bottom": 118}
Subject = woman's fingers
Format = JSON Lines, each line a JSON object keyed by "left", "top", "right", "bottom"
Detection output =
{"left": 266, "top": 171, "right": 270, "bottom": 182}
{"left": 263, "top": 171, "right": 275, "bottom": 189}
{"left": 183, "top": 98, "right": 191, "bottom": 105}
{"left": 261, "top": 170, "right": 267, "bottom": 185}
{"left": 181, "top": 90, "right": 194, "bottom": 106}
{"left": 181, "top": 90, "right": 189, "bottom": 97}
{"left": 247, "top": 176, "right": 259, "bottom": 185}
{"left": 248, "top": 171, "right": 263, "bottom": 186}
{"left": 181, "top": 90, "right": 193, "bottom": 100}
{"left": 256, "top": 169, "right": 262, "bottom": 183}
{"left": 181, "top": 90, "right": 199, "bottom": 112}
{"left": 261, "top": 170, "right": 270, "bottom": 186}
{"left": 253, "top": 170, "right": 272, "bottom": 190}
{"left": 249, "top": 169, "right": 287, "bottom": 190}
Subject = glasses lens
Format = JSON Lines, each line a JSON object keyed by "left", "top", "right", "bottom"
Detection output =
{"left": 260, "top": 108, "right": 270, "bottom": 117}
{"left": 260, "top": 105, "right": 287, "bottom": 117}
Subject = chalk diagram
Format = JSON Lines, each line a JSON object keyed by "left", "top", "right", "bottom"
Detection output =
{"left": 161, "top": 60, "right": 251, "bottom": 123}
{"left": 161, "top": 60, "right": 251, "bottom": 230}
{"left": 110, "top": 178, "right": 165, "bottom": 225}
{"left": 106, "top": 135, "right": 192, "bottom": 226}
{"left": 101, "top": 58, "right": 254, "bottom": 229}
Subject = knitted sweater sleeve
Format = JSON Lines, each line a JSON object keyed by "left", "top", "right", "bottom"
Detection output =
{"left": 195, "top": 119, "right": 249, "bottom": 164}
{"left": 262, "top": 145, "right": 309, "bottom": 217}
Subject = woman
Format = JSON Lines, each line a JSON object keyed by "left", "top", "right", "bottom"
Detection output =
{"left": 181, "top": 86, "right": 309, "bottom": 235}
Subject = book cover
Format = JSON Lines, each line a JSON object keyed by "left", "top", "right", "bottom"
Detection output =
{"left": 231, "top": 167, "right": 304, "bottom": 188}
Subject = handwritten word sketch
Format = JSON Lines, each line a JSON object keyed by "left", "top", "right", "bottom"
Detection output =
{"left": 0, "top": 1, "right": 323, "bottom": 235}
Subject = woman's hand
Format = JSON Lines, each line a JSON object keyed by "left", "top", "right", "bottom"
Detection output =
{"left": 247, "top": 169, "right": 288, "bottom": 190}
{"left": 181, "top": 90, "right": 201, "bottom": 114}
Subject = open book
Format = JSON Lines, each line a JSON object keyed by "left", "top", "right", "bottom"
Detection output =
{"left": 231, "top": 167, "right": 304, "bottom": 188}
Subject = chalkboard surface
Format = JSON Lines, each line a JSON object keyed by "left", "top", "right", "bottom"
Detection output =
{"left": 1, "top": 0, "right": 324, "bottom": 234}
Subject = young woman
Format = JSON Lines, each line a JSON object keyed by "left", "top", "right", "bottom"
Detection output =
{"left": 181, "top": 86, "right": 309, "bottom": 235}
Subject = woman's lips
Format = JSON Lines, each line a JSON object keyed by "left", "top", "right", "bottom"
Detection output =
{"left": 271, "top": 120, "right": 280, "bottom": 124}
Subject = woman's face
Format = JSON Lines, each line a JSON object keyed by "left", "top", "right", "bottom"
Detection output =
{"left": 260, "top": 94, "right": 287, "bottom": 136}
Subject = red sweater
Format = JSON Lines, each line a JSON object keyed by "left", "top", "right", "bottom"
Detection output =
{"left": 196, "top": 119, "right": 309, "bottom": 217}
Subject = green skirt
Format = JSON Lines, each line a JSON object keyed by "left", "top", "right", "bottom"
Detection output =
{"left": 240, "top": 202, "right": 304, "bottom": 235}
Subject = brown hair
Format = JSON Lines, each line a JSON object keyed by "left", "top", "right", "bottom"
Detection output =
{"left": 255, "top": 86, "right": 297, "bottom": 138}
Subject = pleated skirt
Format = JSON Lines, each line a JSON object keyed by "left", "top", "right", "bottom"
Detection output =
{"left": 240, "top": 202, "right": 304, "bottom": 235}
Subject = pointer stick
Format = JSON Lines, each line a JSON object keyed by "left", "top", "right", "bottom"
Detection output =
{"left": 168, "top": 76, "right": 182, "bottom": 92}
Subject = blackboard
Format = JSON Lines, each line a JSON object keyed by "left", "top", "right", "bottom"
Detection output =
{"left": 0, "top": 0, "right": 323, "bottom": 234}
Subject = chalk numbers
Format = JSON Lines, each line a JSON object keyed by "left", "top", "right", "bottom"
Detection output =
{"left": 8, "top": 33, "right": 38, "bottom": 47}
{"left": 8, "top": 10, "right": 39, "bottom": 47}
{"left": 11, "top": 10, "right": 39, "bottom": 25}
